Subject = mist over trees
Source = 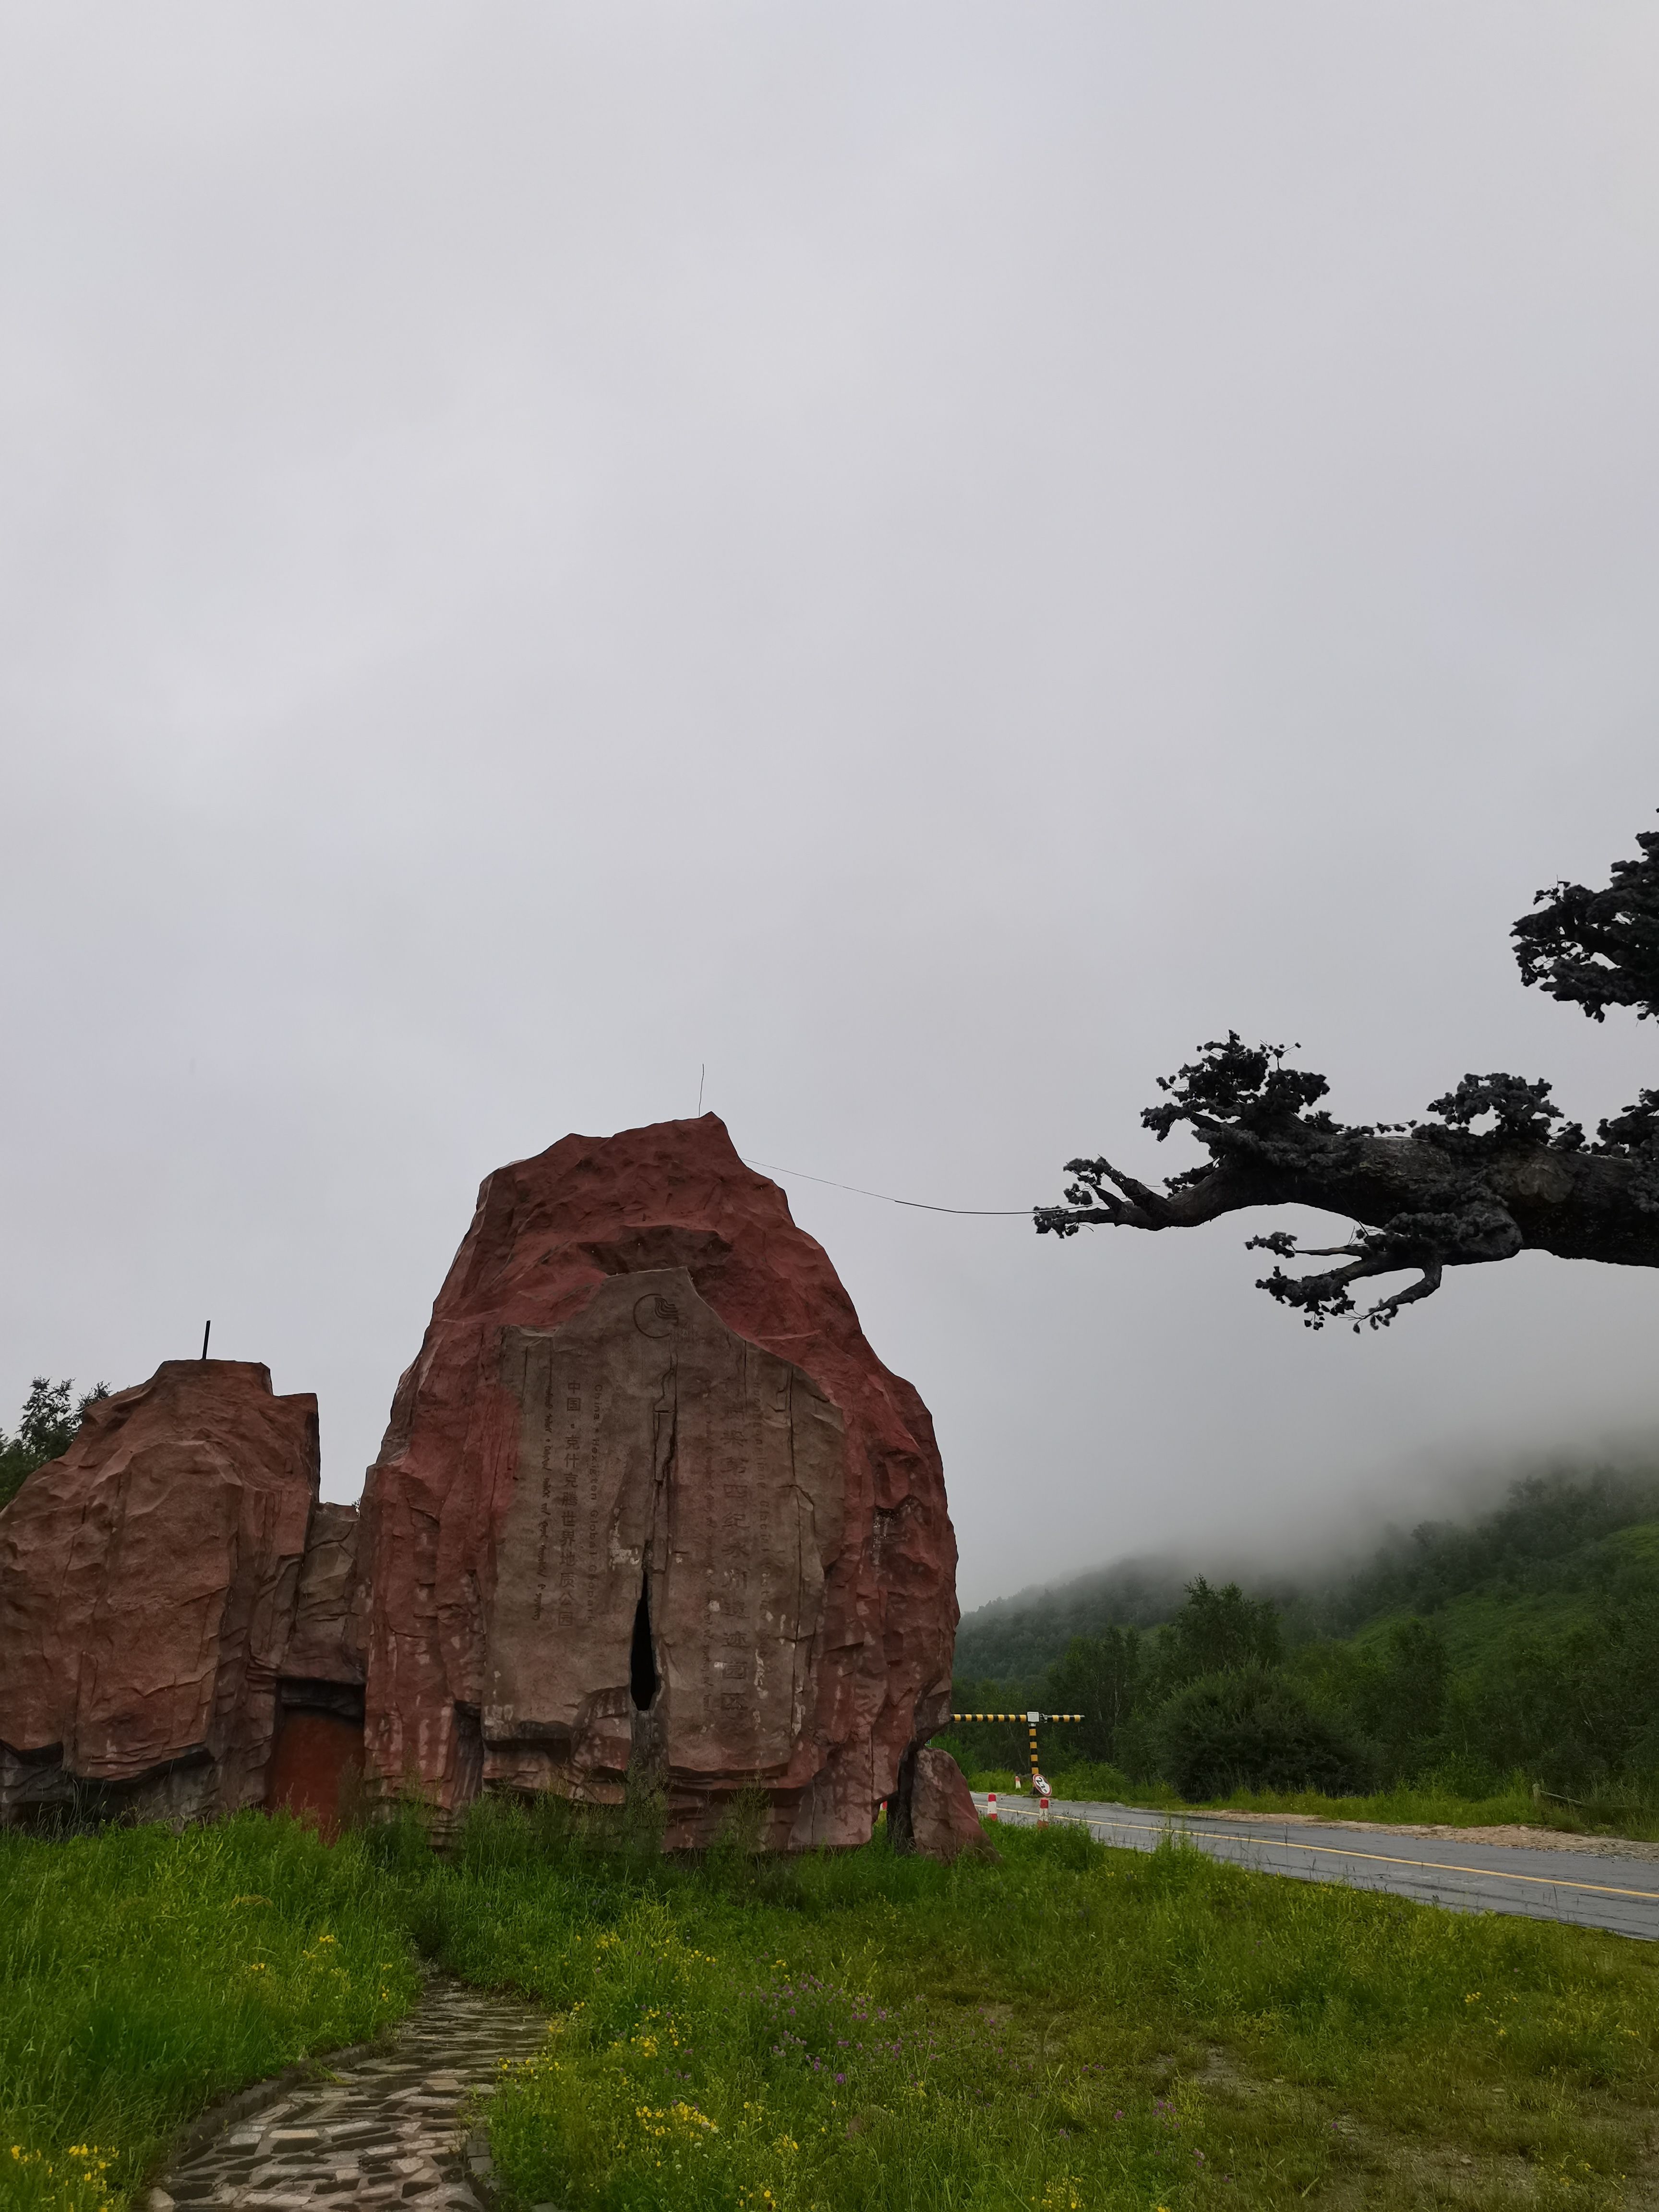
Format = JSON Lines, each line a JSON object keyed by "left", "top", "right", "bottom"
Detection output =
{"left": 1038, "top": 815, "right": 1659, "bottom": 1329}
{"left": 949, "top": 1465, "right": 1659, "bottom": 1806}
{"left": 955, "top": 1576, "right": 1369, "bottom": 1800}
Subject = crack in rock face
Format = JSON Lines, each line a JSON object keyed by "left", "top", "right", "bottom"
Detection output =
{"left": 485, "top": 1270, "right": 846, "bottom": 1821}
{"left": 151, "top": 1978, "right": 550, "bottom": 2212}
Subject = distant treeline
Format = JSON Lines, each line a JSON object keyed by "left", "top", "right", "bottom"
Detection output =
{"left": 946, "top": 1465, "right": 1659, "bottom": 1803}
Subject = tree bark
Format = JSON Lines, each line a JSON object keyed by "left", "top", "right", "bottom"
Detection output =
{"left": 1036, "top": 1052, "right": 1659, "bottom": 1326}
{"left": 1040, "top": 820, "right": 1659, "bottom": 1327}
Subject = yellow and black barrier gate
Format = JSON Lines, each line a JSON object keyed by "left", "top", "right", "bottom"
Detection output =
{"left": 950, "top": 1710, "right": 1084, "bottom": 1815}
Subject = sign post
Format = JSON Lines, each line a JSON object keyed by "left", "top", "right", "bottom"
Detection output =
{"left": 950, "top": 1710, "right": 1084, "bottom": 1807}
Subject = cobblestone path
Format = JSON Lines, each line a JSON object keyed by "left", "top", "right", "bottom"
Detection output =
{"left": 151, "top": 1976, "right": 552, "bottom": 2211}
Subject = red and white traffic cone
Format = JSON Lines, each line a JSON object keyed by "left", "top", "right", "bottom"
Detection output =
{"left": 986, "top": 1791, "right": 998, "bottom": 1823}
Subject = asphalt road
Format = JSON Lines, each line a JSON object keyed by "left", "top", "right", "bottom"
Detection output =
{"left": 972, "top": 1794, "right": 1659, "bottom": 1939}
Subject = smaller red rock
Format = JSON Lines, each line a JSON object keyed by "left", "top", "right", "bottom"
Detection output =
{"left": 895, "top": 1746, "right": 997, "bottom": 1863}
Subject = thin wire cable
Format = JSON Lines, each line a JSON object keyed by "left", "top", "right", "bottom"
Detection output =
{"left": 739, "top": 1155, "right": 1034, "bottom": 1217}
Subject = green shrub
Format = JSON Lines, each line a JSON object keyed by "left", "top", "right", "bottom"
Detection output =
{"left": 1155, "top": 1665, "right": 1369, "bottom": 1799}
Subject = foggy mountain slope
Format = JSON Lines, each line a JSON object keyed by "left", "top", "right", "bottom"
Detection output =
{"left": 956, "top": 1456, "right": 1659, "bottom": 1685}
{"left": 954, "top": 1556, "right": 1198, "bottom": 1683}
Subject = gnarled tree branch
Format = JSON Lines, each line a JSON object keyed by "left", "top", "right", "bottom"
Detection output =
{"left": 1037, "top": 819, "right": 1659, "bottom": 1329}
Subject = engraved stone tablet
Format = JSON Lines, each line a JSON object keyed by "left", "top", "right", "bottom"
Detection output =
{"left": 485, "top": 1269, "right": 844, "bottom": 1798}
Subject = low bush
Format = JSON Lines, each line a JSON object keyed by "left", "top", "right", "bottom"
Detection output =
{"left": 1155, "top": 1665, "right": 1369, "bottom": 1799}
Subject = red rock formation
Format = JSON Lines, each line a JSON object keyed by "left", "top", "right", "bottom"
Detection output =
{"left": 360, "top": 1115, "right": 958, "bottom": 1847}
{"left": 0, "top": 1361, "right": 324, "bottom": 1826}
{"left": 264, "top": 1709, "right": 363, "bottom": 1837}
{"left": 264, "top": 1499, "right": 367, "bottom": 1835}
{"left": 893, "top": 1747, "right": 996, "bottom": 1864}
{"left": 281, "top": 1501, "right": 364, "bottom": 1686}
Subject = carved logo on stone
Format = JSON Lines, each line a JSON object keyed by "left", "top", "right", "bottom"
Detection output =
{"left": 633, "top": 1293, "right": 681, "bottom": 1339}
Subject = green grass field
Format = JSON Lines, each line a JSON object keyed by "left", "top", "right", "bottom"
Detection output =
{"left": 0, "top": 1817, "right": 419, "bottom": 2212}
{"left": 8, "top": 1800, "right": 1659, "bottom": 2211}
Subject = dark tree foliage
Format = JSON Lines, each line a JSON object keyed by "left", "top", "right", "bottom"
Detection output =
{"left": 948, "top": 1578, "right": 1292, "bottom": 1779}
{"left": 1449, "top": 1600, "right": 1659, "bottom": 1795}
{"left": 1150, "top": 1575, "right": 1282, "bottom": 1686}
{"left": 1293, "top": 1619, "right": 1452, "bottom": 1783}
{"left": 1036, "top": 817, "right": 1659, "bottom": 1327}
{"left": 0, "top": 1376, "right": 108, "bottom": 1513}
{"left": 1514, "top": 822, "right": 1659, "bottom": 1022}
{"left": 1046, "top": 1628, "right": 1143, "bottom": 1764}
{"left": 1154, "top": 1666, "right": 1368, "bottom": 1800}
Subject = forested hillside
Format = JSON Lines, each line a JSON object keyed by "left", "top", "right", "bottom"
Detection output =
{"left": 954, "top": 1464, "right": 1659, "bottom": 1682}
{"left": 947, "top": 1463, "right": 1659, "bottom": 1813}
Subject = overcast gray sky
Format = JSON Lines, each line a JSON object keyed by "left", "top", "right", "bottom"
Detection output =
{"left": 3, "top": 4, "right": 1657, "bottom": 1606}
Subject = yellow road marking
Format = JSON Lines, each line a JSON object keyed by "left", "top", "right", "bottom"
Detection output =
{"left": 1000, "top": 1806, "right": 1659, "bottom": 1905}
